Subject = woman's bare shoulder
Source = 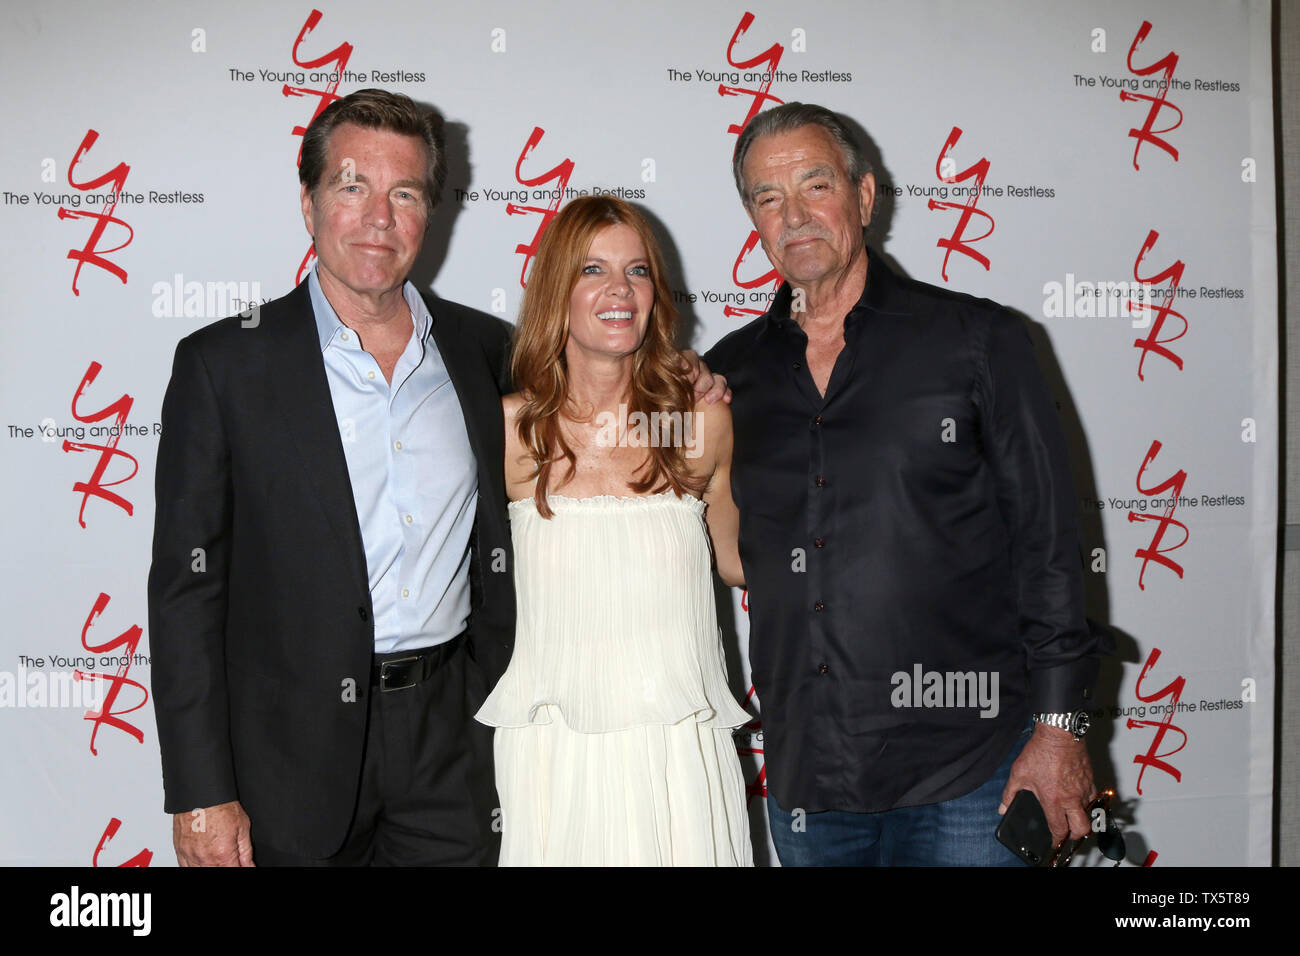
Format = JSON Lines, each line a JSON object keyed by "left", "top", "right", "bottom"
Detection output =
{"left": 502, "top": 391, "right": 527, "bottom": 419}
{"left": 690, "top": 394, "right": 733, "bottom": 443}
{"left": 685, "top": 394, "right": 732, "bottom": 482}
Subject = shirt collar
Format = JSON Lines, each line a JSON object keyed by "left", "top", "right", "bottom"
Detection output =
{"left": 763, "top": 247, "right": 912, "bottom": 333}
{"left": 307, "top": 264, "right": 431, "bottom": 352}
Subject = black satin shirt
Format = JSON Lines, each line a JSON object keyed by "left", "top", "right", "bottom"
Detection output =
{"left": 705, "top": 253, "right": 1104, "bottom": 813}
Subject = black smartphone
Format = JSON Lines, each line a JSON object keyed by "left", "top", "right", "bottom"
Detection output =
{"left": 995, "top": 789, "right": 1054, "bottom": 866}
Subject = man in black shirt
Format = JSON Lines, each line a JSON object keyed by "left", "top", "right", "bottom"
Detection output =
{"left": 704, "top": 103, "right": 1107, "bottom": 866}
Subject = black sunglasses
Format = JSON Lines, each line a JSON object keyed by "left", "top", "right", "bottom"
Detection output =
{"left": 1050, "top": 789, "right": 1126, "bottom": 867}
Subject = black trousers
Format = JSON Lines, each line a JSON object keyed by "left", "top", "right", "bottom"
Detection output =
{"left": 253, "top": 636, "right": 500, "bottom": 866}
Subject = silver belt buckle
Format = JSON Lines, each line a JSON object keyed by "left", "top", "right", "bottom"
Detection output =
{"left": 379, "top": 655, "right": 421, "bottom": 692}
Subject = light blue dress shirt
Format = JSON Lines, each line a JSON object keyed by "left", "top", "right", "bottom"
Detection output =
{"left": 308, "top": 267, "right": 477, "bottom": 653}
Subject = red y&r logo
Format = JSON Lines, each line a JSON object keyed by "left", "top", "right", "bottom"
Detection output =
{"left": 93, "top": 817, "right": 153, "bottom": 867}
{"left": 727, "top": 229, "right": 782, "bottom": 321}
{"left": 719, "top": 12, "right": 786, "bottom": 137}
{"left": 77, "top": 591, "right": 149, "bottom": 756}
{"left": 61, "top": 361, "right": 137, "bottom": 527}
{"left": 1120, "top": 21, "right": 1183, "bottom": 170}
{"left": 506, "top": 127, "right": 575, "bottom": 289}
{"left": 286, "top": 8, "right": 355, "bottom": 284}
{"left": 1126, "top": 647, "right": 1187, "bottom": 795}
{"left": 1128, "top": 439, "right": 1188, "bottom": 590}
{"left": 1130, "top": 229, "right": 1187, "bottom": 380}
{"left": 736, "top": 683, "right": 766, "bottom": 803}
{"left": 928, "top": 127, "right": 995, "bottom": 282}
{"left": 721, "top": 13, "right": 786, "bottom": 321}
{"left": 58, "top": 130, "right": 132, "bottom": 296}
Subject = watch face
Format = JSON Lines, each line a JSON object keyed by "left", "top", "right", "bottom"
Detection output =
{"left": 1071, "top": 712, "right": 1091, "bottom": 735}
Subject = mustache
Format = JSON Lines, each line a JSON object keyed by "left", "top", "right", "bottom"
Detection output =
{"left": 779, "top": 226, "right": 830, "bottom": 247}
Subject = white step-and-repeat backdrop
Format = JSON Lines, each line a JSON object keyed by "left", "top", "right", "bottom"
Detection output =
{"left": 0, "top": 0, "right": 1276, "bottom": 865}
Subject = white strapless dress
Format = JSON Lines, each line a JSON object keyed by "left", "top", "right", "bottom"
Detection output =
{"left": 475, "top": 491, "right": 753, "bottom": 866}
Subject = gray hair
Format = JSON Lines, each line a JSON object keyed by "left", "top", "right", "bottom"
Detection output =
{"left": 732, "top": 102, "right": 872, "bottom": 207}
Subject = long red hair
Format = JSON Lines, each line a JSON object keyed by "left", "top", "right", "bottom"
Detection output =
{"left": 511, "top": 196, "right": 704, "bottom": 517}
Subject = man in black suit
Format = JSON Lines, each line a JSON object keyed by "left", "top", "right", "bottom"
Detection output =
{"left": 148, "top": 89, "right": 515, "bottom": 865}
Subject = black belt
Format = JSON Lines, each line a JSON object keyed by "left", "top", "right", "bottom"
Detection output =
{"left": 370, "top": 632, "right": 465, "bottom": 692}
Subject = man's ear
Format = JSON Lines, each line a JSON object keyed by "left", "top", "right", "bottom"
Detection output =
{"left": 858, "top": 171, "right": 877, "bottom": 228}
{"left": 300, "top": 183, "right": 316, "bottom": 239}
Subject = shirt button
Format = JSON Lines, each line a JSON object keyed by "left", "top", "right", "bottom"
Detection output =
{"left": 814, "top": 476, "right": 826, "bottom": 487}
{"left": 813, "top": 601, "right": 824, "bottom": 612}
{"left": 394, "top": 440, "right": 403, "bottom": 451}
{"left": 341, "top": 331, "right": 350, "bottom": 341}
{"left": 401, "top": 588, "right": 410, "bottom": 598}
{"left": 817, "top": 663, "right": 830, "bottom": 675}
{"left": 405, "top": 514, "right": 413, "bottom": 524}
{"left": 813, "top": 537, "right": 825, "bottom": 548}
{"left": 367, "top": 371, "right": 375, "bottom": 380}
{"left": 792, "top": 362, "right": 801, "bottom": 370}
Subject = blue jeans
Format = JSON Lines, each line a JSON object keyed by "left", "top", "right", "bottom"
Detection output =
{"left": 767, "top": 724, "right": 1031, "bottom": 866}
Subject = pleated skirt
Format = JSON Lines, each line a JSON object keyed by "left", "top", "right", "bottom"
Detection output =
{"left": 493, "top": 705, "right": 753, "bottom": 867}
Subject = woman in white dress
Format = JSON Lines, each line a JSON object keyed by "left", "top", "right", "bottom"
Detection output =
{"left": 475, "top": 196, "right": 752, "bottom": 866}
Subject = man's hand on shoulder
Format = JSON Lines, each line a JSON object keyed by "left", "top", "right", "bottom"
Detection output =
{"left": 679, "top": 349, "right": 731, "bottom": 405}
{"left": 1000, "top": 724, "right": 1095, "bottom": 846}
{"left": 173, "top": 800, "right": 254, "bottom": 867}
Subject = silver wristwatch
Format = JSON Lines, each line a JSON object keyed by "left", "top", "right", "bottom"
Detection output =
{"left": 1032, "top": 711, "right": 1091, "bottom": 741}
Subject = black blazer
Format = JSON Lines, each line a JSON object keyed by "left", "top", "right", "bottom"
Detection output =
{"left": 147, "top": 281, "right": 515, "bottom": 858}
